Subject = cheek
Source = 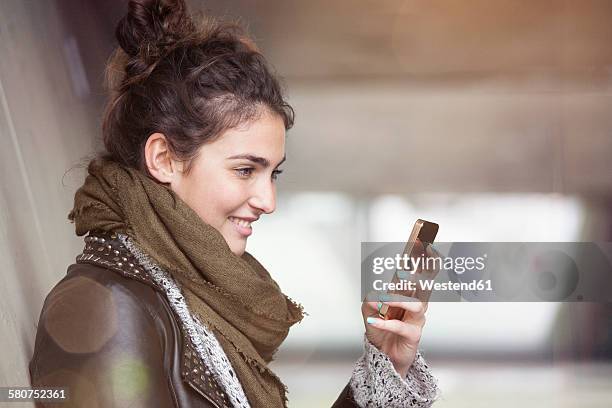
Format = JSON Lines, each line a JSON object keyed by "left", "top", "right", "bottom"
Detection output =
{"left": 182, "top": 176, "right": 249, "bottom": 225}
{"left": 215, "top": 193, "right": 241, "bottom": 215}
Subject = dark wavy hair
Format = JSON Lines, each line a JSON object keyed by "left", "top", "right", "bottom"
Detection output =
{"left": 102, "top": 0, "right": 294, "bottom": 175}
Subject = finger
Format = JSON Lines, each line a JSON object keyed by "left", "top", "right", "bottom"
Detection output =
{"left": 379, "top": 300, "right": 425, "bottom": 316}
{"left": 366, "top": 317, "right": 423, "bottom": 343}
{"left": 412, "top": 244, "right": 443, "bottom": 306}
{"left": 365, "top": 300, "right": 400, "bottom": 317}
{"left": 425, "top": 244, "right": 442, "bottom": 262}
{"left": 362, "top": 290, "right": 383, "bottom": 303}
{"left": 365, "top": 298, "right": 425, "bottom": 321}
{"left": 363, "top": 292, "right": 400, "bottom": 313}
{"left": 365, "top": 300, "right": 380, "bottom": 313}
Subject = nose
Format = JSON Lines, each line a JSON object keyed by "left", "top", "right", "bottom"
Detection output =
{"left": 249, "top": 179, "right": 276, "bottom": 214}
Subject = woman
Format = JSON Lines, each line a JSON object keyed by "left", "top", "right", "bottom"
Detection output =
{"left": 29, "top": 0, "right": 440, "bottom": 406}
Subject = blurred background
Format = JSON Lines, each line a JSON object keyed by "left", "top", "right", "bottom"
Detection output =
{"left": 1, "top": 0, "right": 611, "bottom": 407}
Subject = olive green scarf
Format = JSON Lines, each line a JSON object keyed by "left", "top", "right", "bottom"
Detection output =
{"left": 68, "top": 158, "right": 305, "bottom": 407}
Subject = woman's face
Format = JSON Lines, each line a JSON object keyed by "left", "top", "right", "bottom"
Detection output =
{"left": 171, "top": 111, "right": 286, "bottom": 256}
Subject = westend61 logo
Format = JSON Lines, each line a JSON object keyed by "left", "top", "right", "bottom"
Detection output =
{"left": 361, "top": 242, "right": 612, "bottom": 302}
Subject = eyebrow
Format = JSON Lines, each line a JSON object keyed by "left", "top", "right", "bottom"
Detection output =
{"left": 226, "top": 154, "right": 286, "bottom": 168}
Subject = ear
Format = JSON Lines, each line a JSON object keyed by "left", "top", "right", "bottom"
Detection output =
{"left": 144, "top": 133, "right": 184, "bottom": 184}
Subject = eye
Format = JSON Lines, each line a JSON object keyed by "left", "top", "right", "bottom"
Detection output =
{"left": 272, "top": 169, "right": 283, "bottom": 181}
{"left": 235, "top": 168, "right": 254, "bottom": 178}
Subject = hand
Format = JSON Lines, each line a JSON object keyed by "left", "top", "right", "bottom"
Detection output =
{"left": 362, "top": 295, "right": 426, "bottom": 377}
{"left": 361, "top": 244, "right": 439, "bottom": 377}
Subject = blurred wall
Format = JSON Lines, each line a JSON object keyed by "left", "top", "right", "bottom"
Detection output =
{"left": 0, "top": 0, "right": 110, "bottom": 391}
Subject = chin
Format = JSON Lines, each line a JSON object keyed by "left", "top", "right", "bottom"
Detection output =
{"left": 218, "top": 226, "right": 246, "bottom": 256}
{"left": 228, "top": 240, "right": 246, "bottom": 256}
{"left": 231, "top": 246, "right": 246, "bottom": 256}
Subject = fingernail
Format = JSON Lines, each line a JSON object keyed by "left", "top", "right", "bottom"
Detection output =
{"left": 397, "top": 270, "right": 408, "bottom": 279}
{"left": 378, "top": 293, "right": 392, "bottom": 302}
{"left": 367, "top": 317, "right": 378, "bottom": 324}
{"left": 377, "top": 301, "right": 383, "bottom": 312}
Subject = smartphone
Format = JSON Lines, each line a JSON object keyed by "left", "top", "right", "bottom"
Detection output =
{"left": 378, "top": 219, "right": 439, "bottom": 320}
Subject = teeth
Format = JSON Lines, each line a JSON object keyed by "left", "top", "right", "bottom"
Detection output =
{"left": 229, "top": 217, "right": 251, "bottom": 228}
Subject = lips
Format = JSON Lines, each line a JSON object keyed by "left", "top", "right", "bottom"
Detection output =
{"left": 228, "top": 216, "right": 255, "bottom": 237}
{"left": 228, "top": 216, "right": 253, "bottom": 228}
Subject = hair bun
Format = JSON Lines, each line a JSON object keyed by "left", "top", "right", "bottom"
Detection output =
{"left": 115, "top": 0, "right": 192, "bottom": 59}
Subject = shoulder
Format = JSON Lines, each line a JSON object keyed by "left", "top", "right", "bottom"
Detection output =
{"left": 29, "top": 262, "right": 185, "bottom": 406}
{"left": 32, "top": 232, "right": 235, "bottom": 407}
{"left": 40, "top": 264, "right": 164, "bottom": 349}
{"left": 37, "top": 262, "right": 167, "bottom": 353}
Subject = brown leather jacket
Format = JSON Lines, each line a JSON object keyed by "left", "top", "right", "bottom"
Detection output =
{"left": 29, "top": 236, "right": 358, "bottom": 408}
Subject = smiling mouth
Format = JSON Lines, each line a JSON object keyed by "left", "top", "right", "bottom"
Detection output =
{"left": 228, "top": 216, "right": 252, "bottom": 228}
{"left": 228, "top": 216, "right": 253, "bottom": 237}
